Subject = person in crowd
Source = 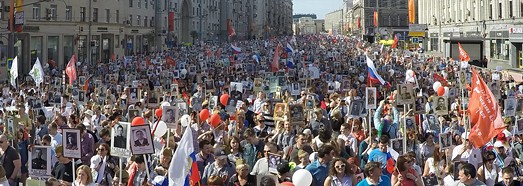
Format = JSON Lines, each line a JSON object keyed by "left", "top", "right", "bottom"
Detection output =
{"left": 306, "top": 144, "right": 336, "bottom": 186}
{"left": 201, "top": 150, "right": 236, "bottom": 185}
{"left": 452, "top": 163, "right": 487, "bottom": 186}
{"left": 324, "top": 158, "right": 357, "bottom": 186}
{"left": 74, "top": 165, "right": 96, "bottom": 186}
{"left": 195, "top": 140, "right": 215, "bottom": 176}
{"left": 128, "top": 155, "right": 148, "bottom": 186}
{"left": 77, "top": 124, "right": 95, "bottom": 166}
{"left": 283, "top": 133, "right": 313, "bottom": 164}
{"left": 227, "top": 136, "right": 244, "bottom": 166}
{"left": 52, "top": 145, "right": 74, "bottom": 184}
{"left": 369, "top": 135, "right": 393, "bottom": 177}
{"left": 228, "top": 163, "right": 256, "bottom": 186}
{"left": 356, "top": 161, "right": 391, "bottom": 186}
{"left": 451, "top": 133, "right": 482, "bottom": 169}
{"left": 477, "top": 150, "right": 499, "bottom": 186}
{"left": 90, "top": 143, "right": 117, "bottom": 185}
{"left": 422, "top": 145, "right": 446, "bottom": 184}
{"left": 251, "top": 142, "right": 278, "bottom": 176}
{"left": 374, "top": 100, "right": 399, "bottom": 139}
{"left": 391, "top": 155, "right": 423, "bottom": 186}
{"left": 494, "top": 167, "right": 523, "bottom": 186}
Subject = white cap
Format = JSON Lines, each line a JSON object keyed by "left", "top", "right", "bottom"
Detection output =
{"left": 461, "top": 132, "right": 470, "bottom": 140}
{"left": 494, "top": 141, "right": 504, "bottom": 148}
{"left": 302, "top": 129, "right": 312, "bottom": 135}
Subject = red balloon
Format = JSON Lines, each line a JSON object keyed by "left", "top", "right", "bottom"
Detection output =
{"left": 437, "top": 86, "right": 445, "bottom": 96}
{"left": 199, "top": 109, "right": 210, "bottom": 121}
{"left": 220, "top": 94, "right": 230, "bottom": 106}
{"left": 131, "top": 117, "right": 145, "bottom": 126}
{"left": 155, "top": 108, "right": 163, "bottom": 118}
{"left": 209, "top": 114, "right": 221, "bottom": 127}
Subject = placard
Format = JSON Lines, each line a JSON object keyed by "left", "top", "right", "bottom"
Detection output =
{"left": 130, "top": 125, "right": 155, "bottom": 155}
{"left": 433, "top": 96, "right": 449, "bottom": 115}
{"left": 111, "top": 122, "right": 132, "bottom": 157}
{"left": 62, "top": 128, "right": 81, "bottom": 158}
{"left": 288, "top": 104, "right": 305, "bottom": 123}
{"left": 504, "top": 98, "right": 517, "bottom": 116}
{"left": 366, "top": 87, "right": 377, "bottom": 109}
{"left": 28, "top": 146, "right": 52, "bottom": 177}
{"left": 162, "top": 106, "right": 179, "bottom": 129}
{"left": 397, "top": 84, "right": 415, "bottom": 105}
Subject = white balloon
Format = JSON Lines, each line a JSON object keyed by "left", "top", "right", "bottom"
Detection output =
{"left": 444, "top": 87, "right": 450, "bottom": 96}
{"left": 180, "top": 69, "right": 188, "bottom": 75}
{"left": 405, "top": 70, "right": 415, "bottom": 83}
{"left": 181, "top": 114, "right": 191, "bottom": 127}
{"left": 358, "top": 76, "right": 365, "bottom": 82}
{"left": 161, "top": 102, "right": 171, "bottom": 107}
{"left": 154, "top": 121, "right": 168, "bottom": 138}
{"left": 292, "top": 169, "right": 313, "bottom": 186}
{"left": 433, "top": 81, "right": 442, "bottom": 92}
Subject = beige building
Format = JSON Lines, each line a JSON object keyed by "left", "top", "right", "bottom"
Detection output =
{"left": 418, "top": 0, "right": 523, "bottom": 69}
{"left": 294, "top": 17, "right": 316, "bottom": 35}
{"left": 325, "top": 9, "right": 344, "bottom": 35}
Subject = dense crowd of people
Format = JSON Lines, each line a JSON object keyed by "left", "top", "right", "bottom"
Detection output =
{"left": 0, "top": 34, "right": 522, "bottom": 186}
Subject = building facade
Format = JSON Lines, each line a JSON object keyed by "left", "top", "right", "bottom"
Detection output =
{"left": 325, "top": 9, "right": 344, "bottom": 35}
{"left": 418, "top": 0, "right": 523, "bottom": 69}
{"left": 294, "top": 17, "right": 316, "bottom": 35}
{"left": 350, "top": 0, "right": 409, "bottom": 41}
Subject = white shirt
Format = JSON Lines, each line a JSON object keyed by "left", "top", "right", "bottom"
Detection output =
{"left": 91, "top": 114, "right": 107, "bottom": 127}
{"left": 250, "top": 157, "right": 271, "bottom": 176}
{"left": 51, "top": 133, "right": 62, "bottom": 149}
{"left": 451, "top": 144, "right": 482, "bottom": 169}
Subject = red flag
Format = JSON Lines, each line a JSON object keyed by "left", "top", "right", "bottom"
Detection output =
{"left": 458, "top": 42, "right": 471, "bottom": 62}
{"left": 166, "top": 56, "right": 176, "bottom": 67}
{"left": 271, "top": 44, "right": 282, "bottom": 72}
{"left": 373, "top": 10, "right": 378, "bottom": 27}
{"left": 227, "top": 19, "right": 236, "bottom": 38}
{"left": 433, "top": 74, "right": 449, "bottom": 86}
{"left": 82, "top": 76, "right": 90, "bottom": 91}
{"left": 65, "top": 55, "right": 77, "bottom": 85}
{"left": 467, "top": 68, "right": 506, "bottom": 148}
{"left": 392, "top": 35, "right": 398, "bottom": 48}
{"left": 357, "top": 17, "right": 361, "bottom": 29}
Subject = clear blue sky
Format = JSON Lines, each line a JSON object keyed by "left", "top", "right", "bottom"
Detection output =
{"left": 293, "top": 0, "right": 344, "bottom": 19}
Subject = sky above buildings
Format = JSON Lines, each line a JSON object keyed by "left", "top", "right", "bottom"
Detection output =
{"left": 293, "top": 0, "right": 344, "bottom": 19}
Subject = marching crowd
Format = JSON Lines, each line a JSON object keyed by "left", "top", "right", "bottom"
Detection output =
{"left": 0, "top": 34, "right": 522, "bottom": 186}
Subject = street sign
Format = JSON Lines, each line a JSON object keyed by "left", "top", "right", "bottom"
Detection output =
{"left": 14, "top": 12, "right": 24, "bottom": 25}
{"left": 409, "top": 24, "right": 427, "bottom": 32}
{"left": 412, "top": 37, "right": 419, "bottom": 43}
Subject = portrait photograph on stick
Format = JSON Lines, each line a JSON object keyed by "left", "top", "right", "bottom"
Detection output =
{"left": 111, "top": 122, "right": 131, "bottom": 157}
{"left": 28, "top": 146, "right": 52, "bottom": 177}
{"left": 62, "top": 128, "right": 81, "bottom": 158}
{"left": 130, "top": 125, "right": 155, "bottom": 155}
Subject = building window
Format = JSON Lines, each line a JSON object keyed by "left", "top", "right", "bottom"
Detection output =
{"left": 50, "top": 4, "right": 57, "bottom": 21}
{"left": 164, "top": 0, "right": 167, "bottom": 10}
{"left": 80, "top": 7, "right": 86, "bottom": 22}
{"left": 129, "top": 0, "right": 133, "bottom": 7}
{"left": 430, "top": 38, "right": 438, "bottom": 51}
{"left": 47, "top": 36, "right": 59, "bottom": 66}
{"left": 521, "top": 3, "right": 523, "bottom": 17}
{"left": 106, "top": 9, "right": 110, "bottom": 23}
{"left": 116, "top": 10, "right": 119, "bottom": 23}
{"left": 115, "top": 35, "right": 120, "bottom": 48}
{"left": 144, "top": 16, "right": 147, "bottom": 27}
{"left": 151, "top": 17, "right": 154, "bottom": 27}
{"left": 164, "top": 17, "right": 167, "bottom": 29}
{"left": 32, "top": 4, "right": 41, "bottom": 20}
{"left": 0, "top": 2, "right": 4, "bottom": 20}
{"left": 145, "top": 0, "right": 148, "bottom": 9}
{"left": 499, "top": 3, "right": 502, "bottom": 18}
{"left": 129, "top": 15, "right": 133, "bottom": 26}
{"left": 66, "top": 6, "right": 72, "bottom": 21}
{"left": 137, "top": 15, "right": 141, "bottom": 26}
{"left": 138, "top": 0, "right": 141, "bottom": 8}
{"left": 63, "top": 36, "right": 73, "bottom": 66}
{"left": 93, "top": 8, "right": 98, "bottom": 22}
{"left": 510, "top": 1, "right": 513, "bottom": 18}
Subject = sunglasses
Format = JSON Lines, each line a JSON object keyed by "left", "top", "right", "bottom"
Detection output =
{"left": 335, "top": 164, "right": 346, "bottom": 168}
{"left": 264, "top": 150, "right": 270, "bottom": 153}
{"left": 98, "top": 148, "right": 107, "bottom": 151}
{"left": 0, "top": 141, "right": 5, "bottom": 144}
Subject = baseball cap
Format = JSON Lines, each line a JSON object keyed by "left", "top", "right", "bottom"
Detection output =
{"left": 214, "top": 150, "right": 227, "bottom": 159}
{"left": 302, "top": 129, "right": 312, "bottom": 135}
{"left": 461, "top": 132, "right": 469, "bottom": 140}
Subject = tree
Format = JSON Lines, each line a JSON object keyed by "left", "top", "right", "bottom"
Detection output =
{"left": 190, "top": 30, "right": 198, "bottom": 44}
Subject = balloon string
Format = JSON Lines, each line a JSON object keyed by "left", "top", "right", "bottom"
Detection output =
{"left": 150, "top": 119, "right": 161, "bottom": 136}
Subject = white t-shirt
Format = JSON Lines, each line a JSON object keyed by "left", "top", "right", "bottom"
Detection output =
{"left": 451, "top": 144, "right": 482, "bottom": 169}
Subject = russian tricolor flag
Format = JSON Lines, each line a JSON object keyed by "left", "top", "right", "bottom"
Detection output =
{"left": 231, "top": 44, "right": 242, "bottom": 54}
{"left": 252, "top": 53, "right": 261, "bottom": 63}
{"left": 366, "top": 56, "right": 390, "bottom": 87}
{"left": 169, "top": 126, "right": 200, "bottom": 186}
{"left": 286, "top": 43, "right": 294, "bottom": 53}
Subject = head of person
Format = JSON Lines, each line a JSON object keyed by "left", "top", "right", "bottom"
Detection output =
{"left": 41, "top": 135, "right": 51, "bottom": 146}
{"left": 395, "top": 155, "right": 412, "bottom": 172}
{"left": 318, "top": 144, "right": 336, "bottom": 162}
{"left": 340, "top": 123, "right": 350, "bottom": 136}
{"left": 160, "top": 147, "right": 173, "bottom": 166}
{"left": 76, "top": 165, "right": 93, "bottom": 184}
{"left": 45, "top": 177, "right": 60, "bottom": 186}
{"left": 425, "top": 132, "right": 435, "bottom": 145}
{"left": 378, "top": 135, "right": 390, "bottom": 152}
{"left": 199, "top": 140, "right": 213, "bottom": 156}
{"left": 97, "top": 143, "right": 110, "bottom": 156}
{"left": 49, "top": 123, "right": 58, "bottom": 135}
{"left": 264, "top": 142, "right": 277, "bottom": 158}
{"left": 329, "top": 158, "right": 352, "bottom": 177}
{"left": 0, "top": 135, "right": 8, "bottom": 149}
{"left": 457, "top": 163, "right": 478, "bottom": 184}
{"left": 135, "top": 130, "right": 145, "bottom": 140}
{"left": 207, "top": 175, "right": 224, "bottom": 186}
{"left": 259, "top": 175, "right": 277, "bottom": 186}
{"left": 213, "top": 150, "right": 228, "bottom": 167}
{"left": 438, "top": 97, "right": 445, "bottom": 105}
{"left": 99, "top": 128, "right": 111, "bottom": 142}
{"left": 54, "top": 145, "right": 71, "bottom": 163}
{"left": 298, "top": 149, "right": 310, "bottom": 165}
{"left": 133, "top": 155, "right": 146, "bottom": 171}
{"left": 501, "top": 167, "right": 517, "bottom": 186}
{"left": 236, "top": 164, "right": 250, "bottom": 177}
{"left": 229, "top": 136, "right": 243, "bottom": 153}
{"left": 112, "top": 170, "right": 130, "bottom": 186}
{"left": 363, "top": 161, "right": 383, "bottom": 179}
{"left": 117, "top": 125, "right": 124, "bottom": 136}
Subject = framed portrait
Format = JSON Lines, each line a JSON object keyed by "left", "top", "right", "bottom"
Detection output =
{"left": 273, "top": 103, "right": 287, "bottom": 120}
{"left": 132, "top": 80, "right": 140, "bottom": 88}
{"left": 414, "top": 96, "right": 426, "bottom": 114}
{"left": 171, "top": 84, "right": 179, "bottom": 97}
{"left": 189, "top": 65, "right": 197, "bottom": 75}
{"left": 173, "top": 70, "right": 180, "bottom": 79}
{"left": 62, "top": 129, "right": 81, "bottom": 158}
{"left": 191, "top": 96, "right": 203, "bottom": 112}
{"left": 253, "top": 78, "right": 263, "bottom": 92}
{"left": 230, "top": 82, "right": 243, "bottom": 100}
{"left": 405, "top": 117, "right": 416, "bottom": 131}
{"left": 129, "top": 88, "right": 139, "bottom": 103}
{"left": 288, "top": 104, "right": 305, "bottom": 123}
{"left": 397, "top": 84, "right": 415, "bottom": 105}
{"left": 225, "top": 98, "right": 238, "bottom": 114}
{"left": 517, "top": 118, "right": 523, "bottom": 134}
{"left": 504, "top": 98, "right": 517, "bottom": 117}
{"left": 366, "top": 87, "right": 377, "bottom": 109}
{"left": 177, "top": 101, "right": 188, "bottom": 116}
{"left": 28, "top": 146, "right": 52, "bottom": 177}
{"left": 349, "top": 100, "right": 364, "bottom": 117}
{"left": 162, "top": 106, "right": 179, "bottom": 129}
{"left": 111, "top": 122, "right": 131, "bottom": 157}
{"left": 433, "top": 96, "right": 449, "bottom": 115}
{"left": 391, "top": 138, "right": 403, "bottom": 155}
{"left": 439, "top": 132, "right": 452, "bottom": 149}
{"left": 342, "top": 80, "right": 351, "bottom": 91}
{"left": 209, "top": 96, "right": 218, "bottom": 111}
{"left": 205, "top": 80, "right": 214, "bottom": 91}
{"left": 148, "top": 91, "right": 160, "bottom": 107}
{"left": 130, "top": 125, "right": 155, "bottom": 155}
{"left": 128, "top": 109, "right": 140, "bottom": 120}
{"left": 268, "top": 153, "right": 282, "bottom": 174}
{"left": 489, "top": 81, "right": 501, "bottom": 99}
{"left": 290, "top": 83, "right": 300, "bottom": 96}
{"left": 304, "top": 95, "right": 315, "bottom": 110}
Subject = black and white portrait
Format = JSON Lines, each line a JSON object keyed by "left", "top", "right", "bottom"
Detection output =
{"left": 209, "top": 96, "right": 218, "bottom": 110}
{"left": 505, "top": 98, "right": 517, "bottom": 116}
{"left": 439, "top": 132, "right": 452, "bottom": 149}
{"left": 130, "top": 125, "right": 155, "bottom": 155}
{"left": 230, "top": 82, "right": 243, "bottom": 100}
{"left": 268, "top": 153, "right": 282, "bottom": 174}
{"left": 162, "top": 106, "right": 179, "bottom": 129}
{"left": 177, "top": 102, "right": 188, "bottom": 116}
{"left": 130, "top": 88, "right": 139, "bottom": 102}
{"left": 490, "top": 81, "right": 501, "bottom": 99}
{"left": 366, "top": 87, "right": 377, "bottom": 109}
{"left": 28, "top": 146, "right": 52, "bottom": 177}
{"left": 128, "top": 109, "right": 140, "bottom": 119}
{"left": 349, "top": 100, "right": 363, "bottom": 117}
{"left": 414, "top": 96, "right": 426, "bottom": 114}
{"left": 78, "top": 91, "right": 86, "bottom": 103}
{"left": 253, "top": 78, "right": 263, "bottom": 92}
{"left": 205, "top": 80, "right": 214, "bottom": 90}
{"left": 288, "top": 104, "right": 304, "bottom": 122}
{"left": 397, "top": 84, "right": 415, "bottom": 105}
{"left": 391, "top": 138, "right": 403, "bottom": 155}
{"left": 111, "top": 122, "right": 131, "bottom": 157}
{"left": 61, "top": 129, "right": 81, "bottom": 158}
{"left": 226, "top": 98, "right": 238, "bottom": 113}
{"left": 171, "top": 84, "right": 179, "bottom": 96}
{"left": 433, "top": 96, "right": 448, "bottom": 115}
{"left": 405, "top": 117, "right": 416, "bottom": 130}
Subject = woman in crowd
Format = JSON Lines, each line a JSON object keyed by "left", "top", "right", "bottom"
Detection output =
{"left": 227, "top": 136, "right": 245, "bottom": 166}
{"left": 90, "top": 143, "right": 117, "bottom": 185}
{"left": 422, "top": 145, "right": 446, "bottom": 185}
{"left": 324, "top": 158, "right": 357, "bottom": 186}
{"left": 477, "top": 151, "right": 499, "bottom": 186}
{"left": 391, "top": 155, "right": 423, "bottom": 186}
{"left": 74, "top": 165, "right": 96, "bottom": 186}
{"left": 228, "top": 164, "right": 256, "bottom": 186}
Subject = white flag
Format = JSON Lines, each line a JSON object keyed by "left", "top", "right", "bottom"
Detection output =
{"left": 29, "top": 57, "right": 44, "bottom": 86}
{"left": 10, "top": 56, "right": 18, "bottom": 88}
{"left": 168, "top": 126, "right": 195, "bottom": 186}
